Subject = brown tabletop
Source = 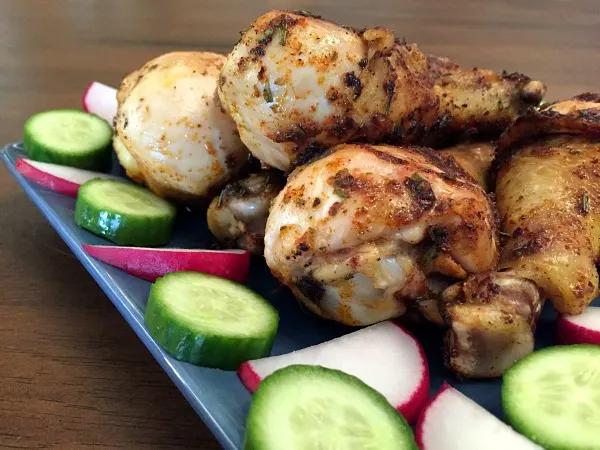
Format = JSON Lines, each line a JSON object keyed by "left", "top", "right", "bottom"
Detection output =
{"left": 1, "top": 0, "right": 599, "bottom": 448}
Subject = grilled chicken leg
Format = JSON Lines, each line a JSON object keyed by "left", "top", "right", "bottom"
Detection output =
{"left": 218, "top": 10, "right": 545, "bottom": 171}
{"left": 495, "top": 94, "right": 600, "bottom": 315}
{"left": 264, "top": 143, "right": 499, "bottom": 326}
{"left": 439, "top": 94, "right": 600, "bottom": 378}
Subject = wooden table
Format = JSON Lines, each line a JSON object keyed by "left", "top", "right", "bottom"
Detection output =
{"left": 1, "top": 0, "right": 598, "bottom": 448}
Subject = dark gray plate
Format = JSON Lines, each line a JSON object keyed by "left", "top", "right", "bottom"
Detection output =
{"left": 4, "top": 141, "right": 595, "bottom": 449}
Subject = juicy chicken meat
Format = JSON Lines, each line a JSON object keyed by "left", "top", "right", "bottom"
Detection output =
{"left": 494, "top": 94, "right": 600, "bottom": 315}
{"left": 114, "top": 51, "right": 249, "bottom": 204}
{"left": 207, "top": 170, "right": 285, "bottom": 255}
{"left": 440, "top": 272, "right": 543, "bottom": 378}
{"left": 439, "top": 141, "right": 496, "bottom": 191}
{"left": 218, "top": 10, "right": 545, "bottom": 171}
{"left": 264, "top": 143, "right": 499, "bottom": 326}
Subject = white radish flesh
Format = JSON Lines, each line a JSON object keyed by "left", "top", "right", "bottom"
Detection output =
{"left": 83, "top": 244, "right": 251, "bottom": 284}
{"left": 16, "top": 157, "right": 117, "bottom": 198}
{"left": 238, "top": 321, "right": 429, "bottom": 424}
{"left": 82, "top": 81, "right": 117, "bottom": 126}
{"left": 416, "top": 384, "right": 542, "bottom": 450}
{"left": 556, "top": 306, "right": 600, "bottom": 345}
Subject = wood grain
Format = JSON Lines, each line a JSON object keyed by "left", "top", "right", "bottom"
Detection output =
{"left": 1, "top": 0, "right": 598, "bottom": 448}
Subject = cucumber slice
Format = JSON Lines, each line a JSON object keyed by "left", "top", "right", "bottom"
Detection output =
{"left": 24, "top": 109, "right": 113, "bottom": 170}
{"left": 74, "top": 178, "right": 176, "bottom": 246}
{"left": 502, "top": 345, "right": 600, "bottom": 450}
{"left": 144, "top": 271, "right": 279, "bottom": 370}
{"left": 244, "top": 365, "right": 418, "bottom": 450}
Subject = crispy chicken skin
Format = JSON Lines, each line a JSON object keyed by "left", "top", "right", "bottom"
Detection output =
{"left": 114, "top": 52, "right": 249, "bottom": 204}
{"left": 207, "top": 170, "right": 285, "bottom": 255}
{"left": 440, "top": 272, "right": 543, "bottom": 378}
{"left": 219, "top": 10, "right": 544, "bottom": 171}
{"left": 427, "top": 55, "right": 546, "bottom": 141}
{"left": 264, "top": 143, "right": 499, "bottom": 326}
{"left": 439, "top": 141, "right": 496, "bottom": 190}
{"left": 494, "top": 96, "right": 600, "bottom": 315}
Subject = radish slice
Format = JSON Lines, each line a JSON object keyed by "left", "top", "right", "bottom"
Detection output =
{"left": 82, "top": 81, "right": 117, "bottom": 125}
{"left": 83, "top": 244, "right": 250, "bottom": 284}
{"left": 416, "top": 384, "right": 542, "bottom": 449}
{"left": 238, "top": 321, "right": 429, "bottom": 424}
{"left": 556, "top": 306, "right": 600, "bottom": 345}
{"left": 15, "top": 157, "right": 117, "bottom": 198}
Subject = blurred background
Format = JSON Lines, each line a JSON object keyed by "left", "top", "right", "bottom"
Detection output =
{"left": 2, "top": 0, "right": 599, "bottom": 144}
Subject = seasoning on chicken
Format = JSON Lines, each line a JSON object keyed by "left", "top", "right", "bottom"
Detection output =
{"left": 427, "top": 55, "right": 546, "bottom": 143}
{"left": 494, "top": 94, "right": 600, "bottom": 315}
{"left": 207, "top": 170, "right": 285, "bottom": 255}
{"left": 113, "top": 52, "right": 249, "bottom": 204}
{"left": 218, "top": 10, "right": 545, "bottom": 171}
{"left": 440, "top": 272, "right": 543, "bottom": 378}
{"left": 264, "top": 143, "right": 499, "bottom": 326}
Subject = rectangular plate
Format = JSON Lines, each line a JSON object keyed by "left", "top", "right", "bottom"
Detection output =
{"left": 4, "top": 141, "right": 596, "bottom": 448}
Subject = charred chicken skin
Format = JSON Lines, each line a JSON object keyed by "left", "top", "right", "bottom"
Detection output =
{"left": 114, "top": 52, "right": 249, "bottom": 204}
{"left": 207, "top": 170, "right": 285, "bottom": 255}
{"left": 264, "top": 143, "right": 499, "bottom": 326}
{"left": 218, "top": 10, "right": 545, "bottom": 171}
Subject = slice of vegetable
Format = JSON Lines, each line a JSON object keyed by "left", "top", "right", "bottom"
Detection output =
{"left": 15, "top": 157, "right": 117, "bottom": 198}
{"left": 82, "top": 81, "right": 118, "bottom": 126}
{"left": 23, "top": 109, "right": 113, "bottom": 170}
{"left": 83, "top": 244, "right": 250, "bottom": 284}
{"left": 243, "top": 365, "right": 418, "bottom": 450}
{"left": 502, "top": 345, "right": 600, "bottom": 450}
{"left": 74, "top": 178, "right": 176, "bottom": 246}
{"left": 556, "top": 306, "right": 600, "bottom": 345}
{"left": 239, "top": 321, "right": 429, "bottom": 424}
{"left": 416, "top": 383, "right": 542, "bottom": 449}
{"left": 144, "top": 271, "right": 279, "bottom": 370}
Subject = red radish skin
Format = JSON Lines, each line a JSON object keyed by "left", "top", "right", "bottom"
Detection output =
{"left": 416, "top": 384, "right": 542, "bottom": 450}
{"left": 16, "top": 157, "right": 116, "bottom": 198}
{"left": 83, "top": 245, "right": 251, "bottom": 284}
{"left": 238, "top": 321, "right": 429, "bottom": 424}
{"left": 556, "top": 306, "right": 600, "bottom": 345}
{"left": 82, "top": 81, "right": 118, "bottom": 125}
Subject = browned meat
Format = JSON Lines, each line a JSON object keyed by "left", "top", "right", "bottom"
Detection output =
{"left": 264, "top": 143, "right": 499, "bottom": 326}
{"left": 440, "top": 272, "right": 543, "bottom": 378}
{"left": 439, "top": 141, "right": 497, "bottom": 190}
{"left": 207, "top": 171, "right": 285, "bottom": 255}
